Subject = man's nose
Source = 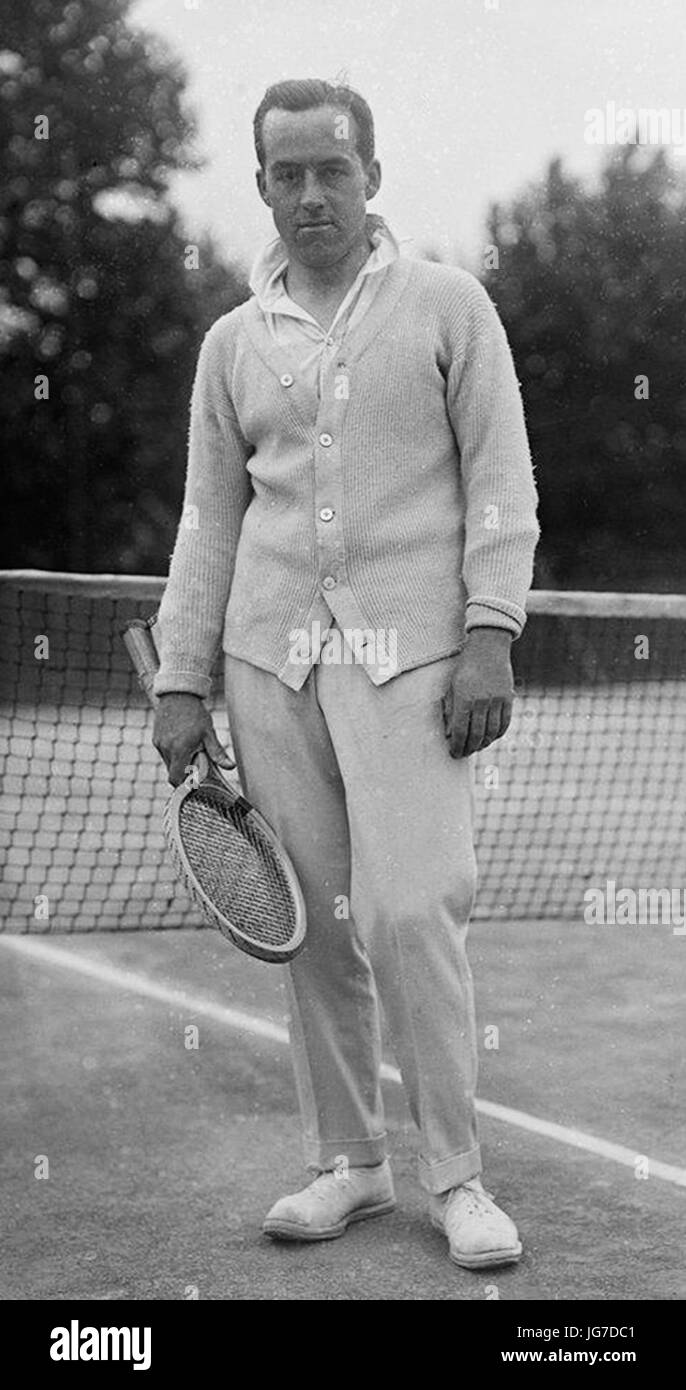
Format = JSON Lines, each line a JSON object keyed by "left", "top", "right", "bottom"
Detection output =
{"left": 300, "top": 170, "right": 326, "bottom": 207}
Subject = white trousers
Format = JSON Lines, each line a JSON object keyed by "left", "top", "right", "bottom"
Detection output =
{"left": 225, "top": 641, "right": 481, "bottom": 1194}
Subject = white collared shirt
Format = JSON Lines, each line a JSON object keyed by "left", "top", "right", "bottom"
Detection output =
{"left": 248, "top": 213, "right": 406, "bottom": 397}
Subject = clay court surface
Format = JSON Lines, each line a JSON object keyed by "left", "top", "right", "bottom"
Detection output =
{"left": 2, "top": 917, "right": 684, "bottom": 1302}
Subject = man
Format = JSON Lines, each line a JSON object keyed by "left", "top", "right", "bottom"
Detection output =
{"left": 153, "top": 79, "right": 539, "bottom": 1271}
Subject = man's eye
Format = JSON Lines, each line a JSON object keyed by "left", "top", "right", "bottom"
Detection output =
{"left": 273, "top": 165, "right": 344, "bottom": 185}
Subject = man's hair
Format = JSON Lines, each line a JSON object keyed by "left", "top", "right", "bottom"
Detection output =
{"left": 253, "top": 79, "right": 375, "bottom": 171}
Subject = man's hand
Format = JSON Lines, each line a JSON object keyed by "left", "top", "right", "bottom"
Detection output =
{"left": 152, "top": 692, "right": 235, "bottom": 787}
{"left": 441, "top": 627, "right": 514, "bottom": 759}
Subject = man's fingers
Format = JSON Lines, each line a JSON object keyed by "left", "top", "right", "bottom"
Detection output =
{"left": 445, "top": 680, "right": 515, "bottom": 759}
{"left": 498, "top": 699, "right": 513, "bottom": 742}
{"left": 167, "top": 756, "right": 189, "bottom": 788}
{"left": 447, "top": 697, "right": 472, "bottom": 759}
{"left": 203, "top": 731, "right": 236, "bottom": 770}
{"left": 480, "top": 701, "right": 504, "bottom": 752}
{"left": 167, "top": 742, "right": 203, "bottom": 787}
{"left": 441, "top": 687, "right": 453, "bottom": 735}
{"left": 463, "top": 700, "right": 489, "bottom": 757}
{"left": 447, "top": 699, "right": 512, "bottom": 758}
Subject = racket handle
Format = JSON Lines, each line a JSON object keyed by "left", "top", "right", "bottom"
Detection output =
{"left": 121, "top": 617, "right": 160, "bottom": 707}
{"left": 122, "top": 618, "right": 238, "bottom": 776}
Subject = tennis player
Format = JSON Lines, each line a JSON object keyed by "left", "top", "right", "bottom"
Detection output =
{"left": 152, "top": 79, "right": 539, "bottom": 1271}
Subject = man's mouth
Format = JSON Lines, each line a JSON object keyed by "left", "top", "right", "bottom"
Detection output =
{"left": 297, "top": 221, "right": 334, "bottom": 230}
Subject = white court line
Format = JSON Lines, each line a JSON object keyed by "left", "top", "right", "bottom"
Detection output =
{"left": 3, "top": 933, "right": 686, "bottom": 1190}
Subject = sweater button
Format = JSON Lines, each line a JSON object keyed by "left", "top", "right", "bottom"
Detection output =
{"left": 280, "top": 372, "right": 294, "bottom": 387}
{"left": 319, "top": 507, "right": 335, "bottom": 522}
{"left": 319, "top": 432, "right": 333, "bottom": 447}
{"left": 322, "top": 576, "right": 336, "bottom": 590}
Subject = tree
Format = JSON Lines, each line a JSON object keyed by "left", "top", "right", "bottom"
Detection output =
{"left": 0, "top": 0, "right": 248, "bottom": 573}
{"left": 484, "top": 147, "right": 686, "bottom": 590}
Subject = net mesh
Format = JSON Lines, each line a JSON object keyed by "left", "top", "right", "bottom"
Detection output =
{"left": 174, "top": 787, "right": 298, "bottom": 948}
{"left": 2, "top": 571, "right": 685, "bottom": 932}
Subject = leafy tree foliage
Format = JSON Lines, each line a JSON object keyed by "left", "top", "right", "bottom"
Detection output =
{"left": 0, "top": 0, "right": 248, "bottom": 572}
{"left": 485, "top": 147, "right": 686, "bottom": 590}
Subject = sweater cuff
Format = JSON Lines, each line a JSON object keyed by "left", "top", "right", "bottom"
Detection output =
{"left": 153, "top": 669, "right": 212, "bottom": 700}
{"left": 465, "top": 596, "right": 527, "bottom": 639}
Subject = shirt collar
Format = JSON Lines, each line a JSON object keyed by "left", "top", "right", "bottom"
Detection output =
{"left": 249, "top": 213, "right": 403, "bottom": 313}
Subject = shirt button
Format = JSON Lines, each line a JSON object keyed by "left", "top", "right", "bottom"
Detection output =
{"left": 319, "top": 432, "right": 333, "bottom": 447}
{"left": 280, "top": 372, "right": 294, "bottom": 387}
{"left": 322, "top": 576, "right": 336, "bottom": 590}
{"left": 319, "top": 507, "right": 335, "bottom": 522}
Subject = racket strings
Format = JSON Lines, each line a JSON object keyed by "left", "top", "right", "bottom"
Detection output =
{"left": 178, "top": 788, "right": 298, "bottom": 947}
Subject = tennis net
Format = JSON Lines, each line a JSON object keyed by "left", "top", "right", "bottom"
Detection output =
{"left": 2, "top": 570, "right": 685, "bottom": 931}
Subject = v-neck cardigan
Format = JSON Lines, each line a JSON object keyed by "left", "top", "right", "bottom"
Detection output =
{"left": 154, "top": 257, "right": 539, "bottom": 698}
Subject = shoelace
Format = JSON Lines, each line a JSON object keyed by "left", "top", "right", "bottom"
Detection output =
{"left": 308, "top": 1166, "right": 386, "bottom": 1205}
{"left": 445, "top": 1180, "right": 498, "bottom": 1219}
{"left": 308, "top": 1172, "right": 361, "bottom": 1204}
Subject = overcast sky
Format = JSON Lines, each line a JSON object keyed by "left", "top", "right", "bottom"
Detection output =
{"left": 133, "top": 0, "right": 686, "bottom": 275}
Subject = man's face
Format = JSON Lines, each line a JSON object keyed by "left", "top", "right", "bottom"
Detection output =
{"left": 256, "top": 104, "right": 381, "bottom": 269}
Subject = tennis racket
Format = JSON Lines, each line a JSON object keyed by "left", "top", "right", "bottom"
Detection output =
{"left": 121, "top": 617, "right": 307, "bottom": 963}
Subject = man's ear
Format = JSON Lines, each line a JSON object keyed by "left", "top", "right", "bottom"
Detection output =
{"left": 256, "top": 167, "right": 270, "bottom": 206}
{"left": 364, "top": 158, "right": 382, "bottom": 202}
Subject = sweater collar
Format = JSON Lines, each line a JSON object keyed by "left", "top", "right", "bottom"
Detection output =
{"left": 240, "top": 256, "right": 416, "bottom": 423}
{"left": 248, "top": 214, "right": 404, "bottom": 312}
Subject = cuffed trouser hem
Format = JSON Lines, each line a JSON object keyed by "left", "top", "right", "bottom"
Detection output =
{"left": 304, "top": 1134, "right": 389, "bottom": 1173}
{"left": 418, "top": 1143, "right": 482, "bottom": 1195}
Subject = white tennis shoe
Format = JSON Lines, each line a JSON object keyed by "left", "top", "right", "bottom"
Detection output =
{"left": 430, "top": 1177, "right": 522, "bottom": 1269}
{"left": 263, "top": 1159, "right": 396, "bottom": 1240}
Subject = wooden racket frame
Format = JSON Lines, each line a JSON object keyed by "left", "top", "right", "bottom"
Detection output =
{"left": 121, "top": 617, "right": 307, "bottom": 963}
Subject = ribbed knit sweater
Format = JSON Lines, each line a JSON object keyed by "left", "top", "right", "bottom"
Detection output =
{"left": 154, "top": 257, "right": 539, "bottom": 698}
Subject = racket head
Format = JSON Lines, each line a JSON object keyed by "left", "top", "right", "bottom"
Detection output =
{"left": 163, "top": 753, "right": 307, "bottom": 963}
